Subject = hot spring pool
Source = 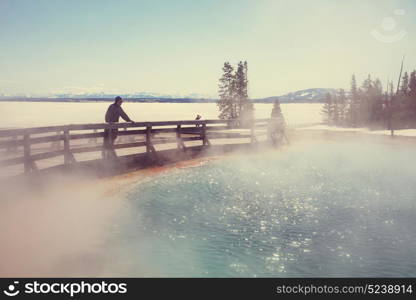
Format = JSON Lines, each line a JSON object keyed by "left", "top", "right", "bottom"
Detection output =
{"left": 108, "top": 139, "right": 416, "bottom": 277}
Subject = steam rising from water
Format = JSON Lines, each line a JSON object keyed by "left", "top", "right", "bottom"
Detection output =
{"left": 0, "top": 175, "right": 130, "bottom": 277}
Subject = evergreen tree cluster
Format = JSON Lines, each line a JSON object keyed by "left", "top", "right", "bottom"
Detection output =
{"left": 322, "top": 70, "right": 416, "bottom": 129}
{"left": 217, "top": 61, "right": 253, "bottom": 125}
{"left": 321, "top": 89, "right": 348, "bottom": 126}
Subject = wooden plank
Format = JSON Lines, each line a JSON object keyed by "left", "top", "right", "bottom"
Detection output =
{"left": 0, "top": 138, "right": 25, "bottom": 148}
{"left": 205, "top": 125, "right": 231, "bottom": 131}
{"left": 70, "top": 132, "right": 106, "bottom": 140}
{"left": 72, "top": 145, "right": 104, "bottom": 154}
{"left": 206, "top": 133, "right": 251, "bottom": 139}
{"left": 0, "top": 120, "right": 211, "bottom": 137}
{"left": 0, "top": 119, "right": 271, "bottom": 137}
{"left": 31, "top": 134, "right": 64, "bottom": 145}
{"left": 71, "top": 137, "right": 200, "bottom": 155}
{"left": 180, "top": 137, "right": 202, "bottom": 142}
{"left": 71, "top": 141, "right": 148, "bottom": 154}
{"left": 0, "top": 127, "right": 65, "bottom": 137}
{"left": 0, "top": 149, "right": 64, "bottom": 168}
{"left": 0, "top": 156, "right": 26, "bottom": 167}
{"left": 31, "top": 150, "right": 65, "bottom": 161}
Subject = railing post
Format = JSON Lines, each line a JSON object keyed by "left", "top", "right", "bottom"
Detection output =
{"left": 64, "top": 128, "right": 76, "bottom": 165}
{"left": 176, "top": 124, "right": 181, "bottom": 139}
{"left": 176, "top": 124, "right": 186, "bottom": 151}
{"left": 23, "top": 134, "right": 31, "bottom": 173}
{"left": 23, "top": 134, "right": 37, "bottom": 173}
{"left": 146, "top": 125, "right": 152, "bottom": 153}
{"left": 176, "top": 124, "right": 181, "bottom": 149}
{"left": 145, "top": 124, "right": 161, "bottom": 164}
{"left": 201, "top": 123, "right": 210, "bottom": 146}
{"left": 250, "top": 123, "right": 257, "bottom": 144}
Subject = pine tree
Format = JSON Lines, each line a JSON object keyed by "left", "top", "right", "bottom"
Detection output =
{"left": 242, "top": 61, "right": 253, "bottom": 115}
{"left": 348, "top": 74, "right": 359, "bottom": 127}
{"left": 389, "top": 81, "right": 395, "bottom": 96}
{"left": 217, "top": 61, "right": 253, "bottom": 124}
{"left": 332, "top": 94, "right": 339, "bottom": 125}
{"left": 384, "top": 81, "right": 395, "bottom": 131}
{"left": 409, "top": 70, "right": 416, "bottom": 97}
{"left": 400, "top": 72, "right": 410, "bottom": 95}
{"left": 370, "top": 78, "right": 384, "bottom": 124}
{"left": 322, "top": 92, "right": 334, "bottom": 124}
{"left": 408, "top": 70, "right": 416, "bottom": 117}
{"left": 235, "top": 61, "right": 250, "bottom": 115}
{"left": 358, "top": 74, "right": 374, "bottom": 125}
{"left": 217, "top": 62, "right": 236, "bottom": 120}
{"left": 337, "top": 89, "right": 348, "bottom": 125}
{"left": 374, "top": 78, "right": 383, "bottom": 95}
{"left": 235, "top": 61, "right": 253, "bottom": 126}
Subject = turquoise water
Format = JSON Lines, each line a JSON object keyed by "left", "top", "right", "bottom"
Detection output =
{"left": 111, "top": 140, "right": 416, "bottom": 277}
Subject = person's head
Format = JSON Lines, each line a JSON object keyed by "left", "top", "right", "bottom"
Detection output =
{"left": 114, "top": 96, "right": 123, "bottom": 106}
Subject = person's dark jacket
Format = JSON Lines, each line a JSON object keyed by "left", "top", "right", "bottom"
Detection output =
{"left": 105, "top": 103, "right": 132, "bottom": 123}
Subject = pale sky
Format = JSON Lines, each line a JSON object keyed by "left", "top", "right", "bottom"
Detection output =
{"left": 0, "top": 0, "right": 415, "bottom": 98}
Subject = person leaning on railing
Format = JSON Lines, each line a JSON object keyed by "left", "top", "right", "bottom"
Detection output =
{"left": 103, "top": 96, "right": 135, "bottom": 158}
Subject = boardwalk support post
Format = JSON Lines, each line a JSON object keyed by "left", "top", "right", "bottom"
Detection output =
{"left": 250, "top": 124, "right": 258, "bottom": 145}
{"left": 176, "top": 125, "right": 186, "bottom": 151}
{"left": 64, "top": 129, "right": 76, "bottom": 165}
{"left": 146, "top": 125, "right": 160, "bottom": 164}
{"left": 146, "top": 125, "right": 152, "bottom": 153}
{"left": 103, "top": 125, "right": 118, "bottom": 159}
{"left": 201, "top": 123, "right": 211, "bottom": 146}
{"left": 23, "top": 134, "right": 37, "bottom": 173}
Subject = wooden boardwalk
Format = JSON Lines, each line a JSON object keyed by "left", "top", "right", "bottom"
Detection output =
{"left": 0, "top": 119, "right": 272, "bottom": 180}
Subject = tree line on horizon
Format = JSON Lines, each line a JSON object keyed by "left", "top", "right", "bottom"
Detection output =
{"left": 217, "top": 61, "right": 254, "bottom": 125}
{"left": 322, "top": 70, "right": 416, "bottom": 129}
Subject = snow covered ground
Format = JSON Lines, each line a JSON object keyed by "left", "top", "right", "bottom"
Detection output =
{"left": 300, "top": 124, "right": 416, "bottom": 138}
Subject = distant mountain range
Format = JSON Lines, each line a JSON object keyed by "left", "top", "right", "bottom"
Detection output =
{"left": 256, "top": 88, "right": 337, "bottom": 103}
{"left": 0, "top": 88, "right": 338, "bottom": 103}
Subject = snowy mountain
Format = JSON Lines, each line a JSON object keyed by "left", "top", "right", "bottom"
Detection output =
{"left": 54, "top": 88, "right": 338, "bottom": 103}
{"left": 53, "top": 91, "right": 215, "bottom": 100}
{"left": 256, "top": 88, "right": 338, "bottom": 103}
{"left": 0, "top": 88, "right": 339, "bottom": 103}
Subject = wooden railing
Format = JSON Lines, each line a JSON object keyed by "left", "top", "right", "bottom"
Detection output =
{"left": 0, "top": 119, "right": 270, "bottom": 174}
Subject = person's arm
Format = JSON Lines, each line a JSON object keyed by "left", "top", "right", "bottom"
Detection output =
{"left": 119, "top": 107, "right": 134, "bottom": 122}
